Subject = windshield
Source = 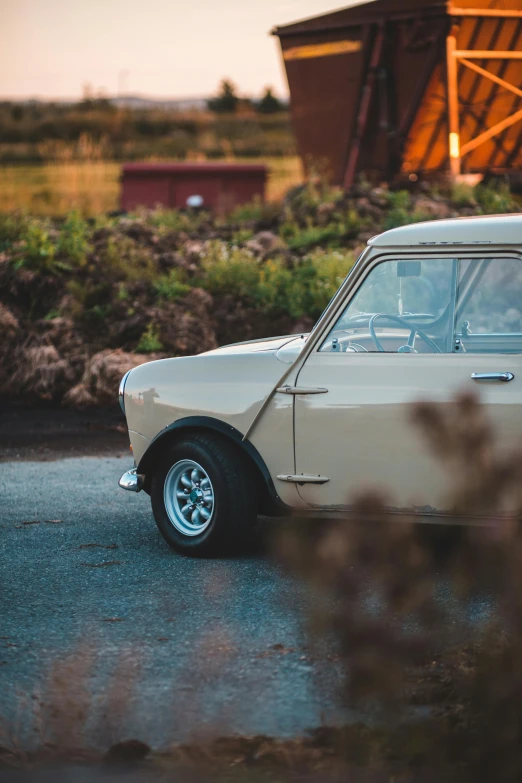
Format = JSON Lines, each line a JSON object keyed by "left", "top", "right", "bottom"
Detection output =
{"left": 320, "top": 258, "right": 455, "bottom": 353}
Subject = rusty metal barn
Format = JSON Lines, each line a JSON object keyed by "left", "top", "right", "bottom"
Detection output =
{"left": 273, "top": 0, "right": 522, "bottom": 186}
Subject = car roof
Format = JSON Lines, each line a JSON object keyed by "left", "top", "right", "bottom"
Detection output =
{"left": 369, "top": 214, "right": 522, "bottom": 247}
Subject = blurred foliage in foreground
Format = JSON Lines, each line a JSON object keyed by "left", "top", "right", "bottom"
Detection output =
{"left": 0, "top": 178, "right": 520, "bottom": 406}
{"left": 278, "top": 392, "right": 522, "bottom": 782}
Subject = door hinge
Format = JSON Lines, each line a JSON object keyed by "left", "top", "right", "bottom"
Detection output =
{"left": 276, "top": 386, "right": 328, "bottom": 395}
{"left": 277, "top": 474, "right": 330, "bottom": 485}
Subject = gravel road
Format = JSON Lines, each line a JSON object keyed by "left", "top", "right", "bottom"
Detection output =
{"left": 0, "top": 454, "right": 346, "bottom": 750}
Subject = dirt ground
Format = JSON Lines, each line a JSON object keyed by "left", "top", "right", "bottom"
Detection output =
{"left": 0, "top": 405, "right": 129, "bottom": 462}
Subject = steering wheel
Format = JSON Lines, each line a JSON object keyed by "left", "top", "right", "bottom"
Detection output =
{"left": 368, "top": 313, "right": 443, "bottom": 354}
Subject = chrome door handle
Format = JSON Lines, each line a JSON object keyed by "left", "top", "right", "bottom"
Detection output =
{"left": 471, "top": 372, "right": 514, "bottom": 382}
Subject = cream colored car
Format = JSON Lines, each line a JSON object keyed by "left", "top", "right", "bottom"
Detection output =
{"left": 119, "top": 214, "right": 522, "bottom": 555}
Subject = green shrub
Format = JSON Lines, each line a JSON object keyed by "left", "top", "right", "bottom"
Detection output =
{"left": 44, "top": 308, "right": 61, "bottom": 320}
{"left": 383, "top": 189, "right": 434, "bottom": 231}
{"left": 386, "top": 190, "right": 411, "bottom": 211}
{"left": 0, "top": 212, "right": 28, "bottom": 248}
{"left": 231, "top": 228, "right": 254, "bottom": 244}
{"left": 154, "top": 269, "right": 191, "bottom": 301}
{"left": 196, "top": 242, "right": 260, "bottom": 298}
{"left": 281, "top": 221, "right": 342, "bottom": 252}
{"left": 450, "top": 182, "right": 477, "bottom": 208}
{"left": 285, "top": 180, "right": 344, "bottom": 218}
{"left": 136, "top": 323, "right": 163, "bottom": 353}
{"left": 195, "top": 240, "right": 354, "bottom": 320}
{"left": 116, "top": 283, "right": 129, "bottom": 301}
{"left": 14, "top": 219, "right": 67, "bottom": 273}
{"left": 56, "top": 211, "right": 91, "bottom": 264}
{"left": 101, "top": 235, "right": 156, "bottom": 282}
{"left": 142, "top": 207, "right": 208, "bottom": 234}
{"left": 280, "top": 210, "right": 360, "bottom": 252}
{"left": 475, "top": 181, "right": 516, "bottom": 214}
{"left": 227, "top": 198, "right": 280, "bottom": 227}
{"left": 258, "top": 249, "right": 354, "bottom": 319}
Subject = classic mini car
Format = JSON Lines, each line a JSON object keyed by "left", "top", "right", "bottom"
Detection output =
{"left": 119, "top": 214, "right": 522, "bottom": 555}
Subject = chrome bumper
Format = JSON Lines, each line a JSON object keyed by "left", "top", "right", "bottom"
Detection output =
{"left": 118, "top": 469, "right": 143, "bottom": 493}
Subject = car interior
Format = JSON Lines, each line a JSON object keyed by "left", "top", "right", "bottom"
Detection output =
{"left": 320, "top": 257, "right": 522, "bottom": 355}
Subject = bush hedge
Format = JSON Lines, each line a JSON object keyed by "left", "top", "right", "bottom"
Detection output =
{"left": 0, "top": 179, "right": 520, "bottom": 405}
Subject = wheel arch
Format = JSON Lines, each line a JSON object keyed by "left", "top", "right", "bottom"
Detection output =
{"left": 137, "top": 416, "right": 289, "bottom": 516}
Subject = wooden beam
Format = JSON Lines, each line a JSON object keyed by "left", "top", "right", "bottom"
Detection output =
{"left": 459, "top": 58, "right": 522, "bottom": 100}
{"left": 461, "top": 108, "right": 522, "bottom": 156}
{"left": 450, "top": 8, "right": 522, "bottom": 19}
{"left": 446, "top": 33, "right": 461, "bottom": 176}
{"left": 454, "top": 50, "right": 522, "bottom": 59}
{"left": 343, "top": 25, "right": 385, "bottom": 188}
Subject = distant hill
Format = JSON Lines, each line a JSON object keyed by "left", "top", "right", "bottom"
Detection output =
{"left": 0, "top": 95, "right": 208, "bottom": 110}
{"left": 109, "top": 95, "right": 208, "bottom": 110}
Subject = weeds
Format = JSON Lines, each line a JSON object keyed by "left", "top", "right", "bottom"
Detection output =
{"left": 475, "top": 180, "right": 515, "bottom": 215}
{"left": 14, "top": 220, "right": 63, "bottom": 274}
{"left": 154, "top": 269, "right": 191, "bottom": 301}
{"left": 381, "top": 190, "right": 434, "bottom": 230}
{"left": 56, "top": 210, "right": 91, "bottom": 264}
{"left": 194, "top": 241, "right": 354, "bottom": 319}
{"left": 136, "top": 323, "right": 164, "bottom": 353}
{"left": 451, "top": 181, "right": 477, "bottom": 208}
{"left": 0, "top": 212, "right": 27, "bottom": 248}
{"left": 100, "top": 234, "right": 157, "bottom": 283}
{"left": 196, "top": 241, "right": 260, "bottom": 298}
{"left": 255, "top": 249, "right": 354, "bottom": 318}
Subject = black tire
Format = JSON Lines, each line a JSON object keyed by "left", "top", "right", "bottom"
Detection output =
{"left": 150, "top": 433, "right": 258, "bottom": 556}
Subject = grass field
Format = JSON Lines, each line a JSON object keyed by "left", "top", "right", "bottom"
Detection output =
{"left": 0, "top": 157, "right": 303, "bottom": 216}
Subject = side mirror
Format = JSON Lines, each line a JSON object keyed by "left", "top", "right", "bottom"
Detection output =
{"left": 397, "top": 261, "right": 421, "bottom": 278}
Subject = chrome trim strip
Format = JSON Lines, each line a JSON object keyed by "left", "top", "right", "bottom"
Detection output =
{"left": 277, "top": 474, "right": 330, "bottom": 485}
{"left": 276, "top": 386, "right": 329, "bottom": 395}
{"left": 118, "top": 370, "right": 132, "bottom": 414}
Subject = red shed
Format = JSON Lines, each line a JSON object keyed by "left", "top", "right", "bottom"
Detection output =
{"left": 121, "top": 163, "right": 267, "bottom": 213}
{"left": 273, "top": 0, "right": 522, "bottom": 185}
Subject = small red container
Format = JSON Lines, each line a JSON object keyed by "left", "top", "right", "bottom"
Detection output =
{"left": 121, "top": 162, "right": 267, "bottom": 213}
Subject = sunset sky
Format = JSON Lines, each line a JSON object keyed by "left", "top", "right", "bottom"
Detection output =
{"left": 0, "top": 0, "right": 369, "bottom": 100}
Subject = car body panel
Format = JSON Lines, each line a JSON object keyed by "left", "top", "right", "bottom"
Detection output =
{"left": 129, "top": 430, "right": 150, "bottom": 460}
{"left": 121, "top": 214, "right": 522, "bottom": 522}
{"left": 124, "top": 351, "right": 300, "bottom": 506}
{"left": 368, "top": 214, "right": 522, "bottom": 247}
{"left": 200, "top": 334, "right": 301, "bottom": 357}
{"left": 294, "top": 351, "right": 522, "bottom": 514}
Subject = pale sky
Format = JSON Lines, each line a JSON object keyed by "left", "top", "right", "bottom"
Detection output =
{"left": 0, "top": 0, "right": 370, "bottom": 100}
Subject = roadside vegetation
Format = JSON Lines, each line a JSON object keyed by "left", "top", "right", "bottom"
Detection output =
{"left": 0, "top": 97, "right": 294, "bottom": 166}
{"left": 0, "top": 178, "right": 520, "bottom": 406}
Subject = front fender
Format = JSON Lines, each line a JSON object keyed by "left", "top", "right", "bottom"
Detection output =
{"left": 137, "top": 415, "right": 290, "bottom": 515}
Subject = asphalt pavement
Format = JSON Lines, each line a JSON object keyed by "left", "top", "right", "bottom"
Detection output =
{"left": 0, "top": 454, "right": 346, "bottom": 751}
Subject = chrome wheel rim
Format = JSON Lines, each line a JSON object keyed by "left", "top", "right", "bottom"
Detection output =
{"left": 164, "top": 459, "right": 215, "bottom": 536}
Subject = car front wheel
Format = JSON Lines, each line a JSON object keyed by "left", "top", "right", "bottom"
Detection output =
{"left": 150, "top": 434, "right": 257, "bottom": 556}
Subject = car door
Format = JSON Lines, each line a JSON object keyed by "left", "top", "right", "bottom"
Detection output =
{"left": 293, "top": 252, "right": 522, "bottom": 514}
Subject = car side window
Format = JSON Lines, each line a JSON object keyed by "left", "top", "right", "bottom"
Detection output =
{"left": 455, "top": 257, "right": 522, "bottom": 354}
{"left": 320, "top": 258, "right": 456, "bottom": 354}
